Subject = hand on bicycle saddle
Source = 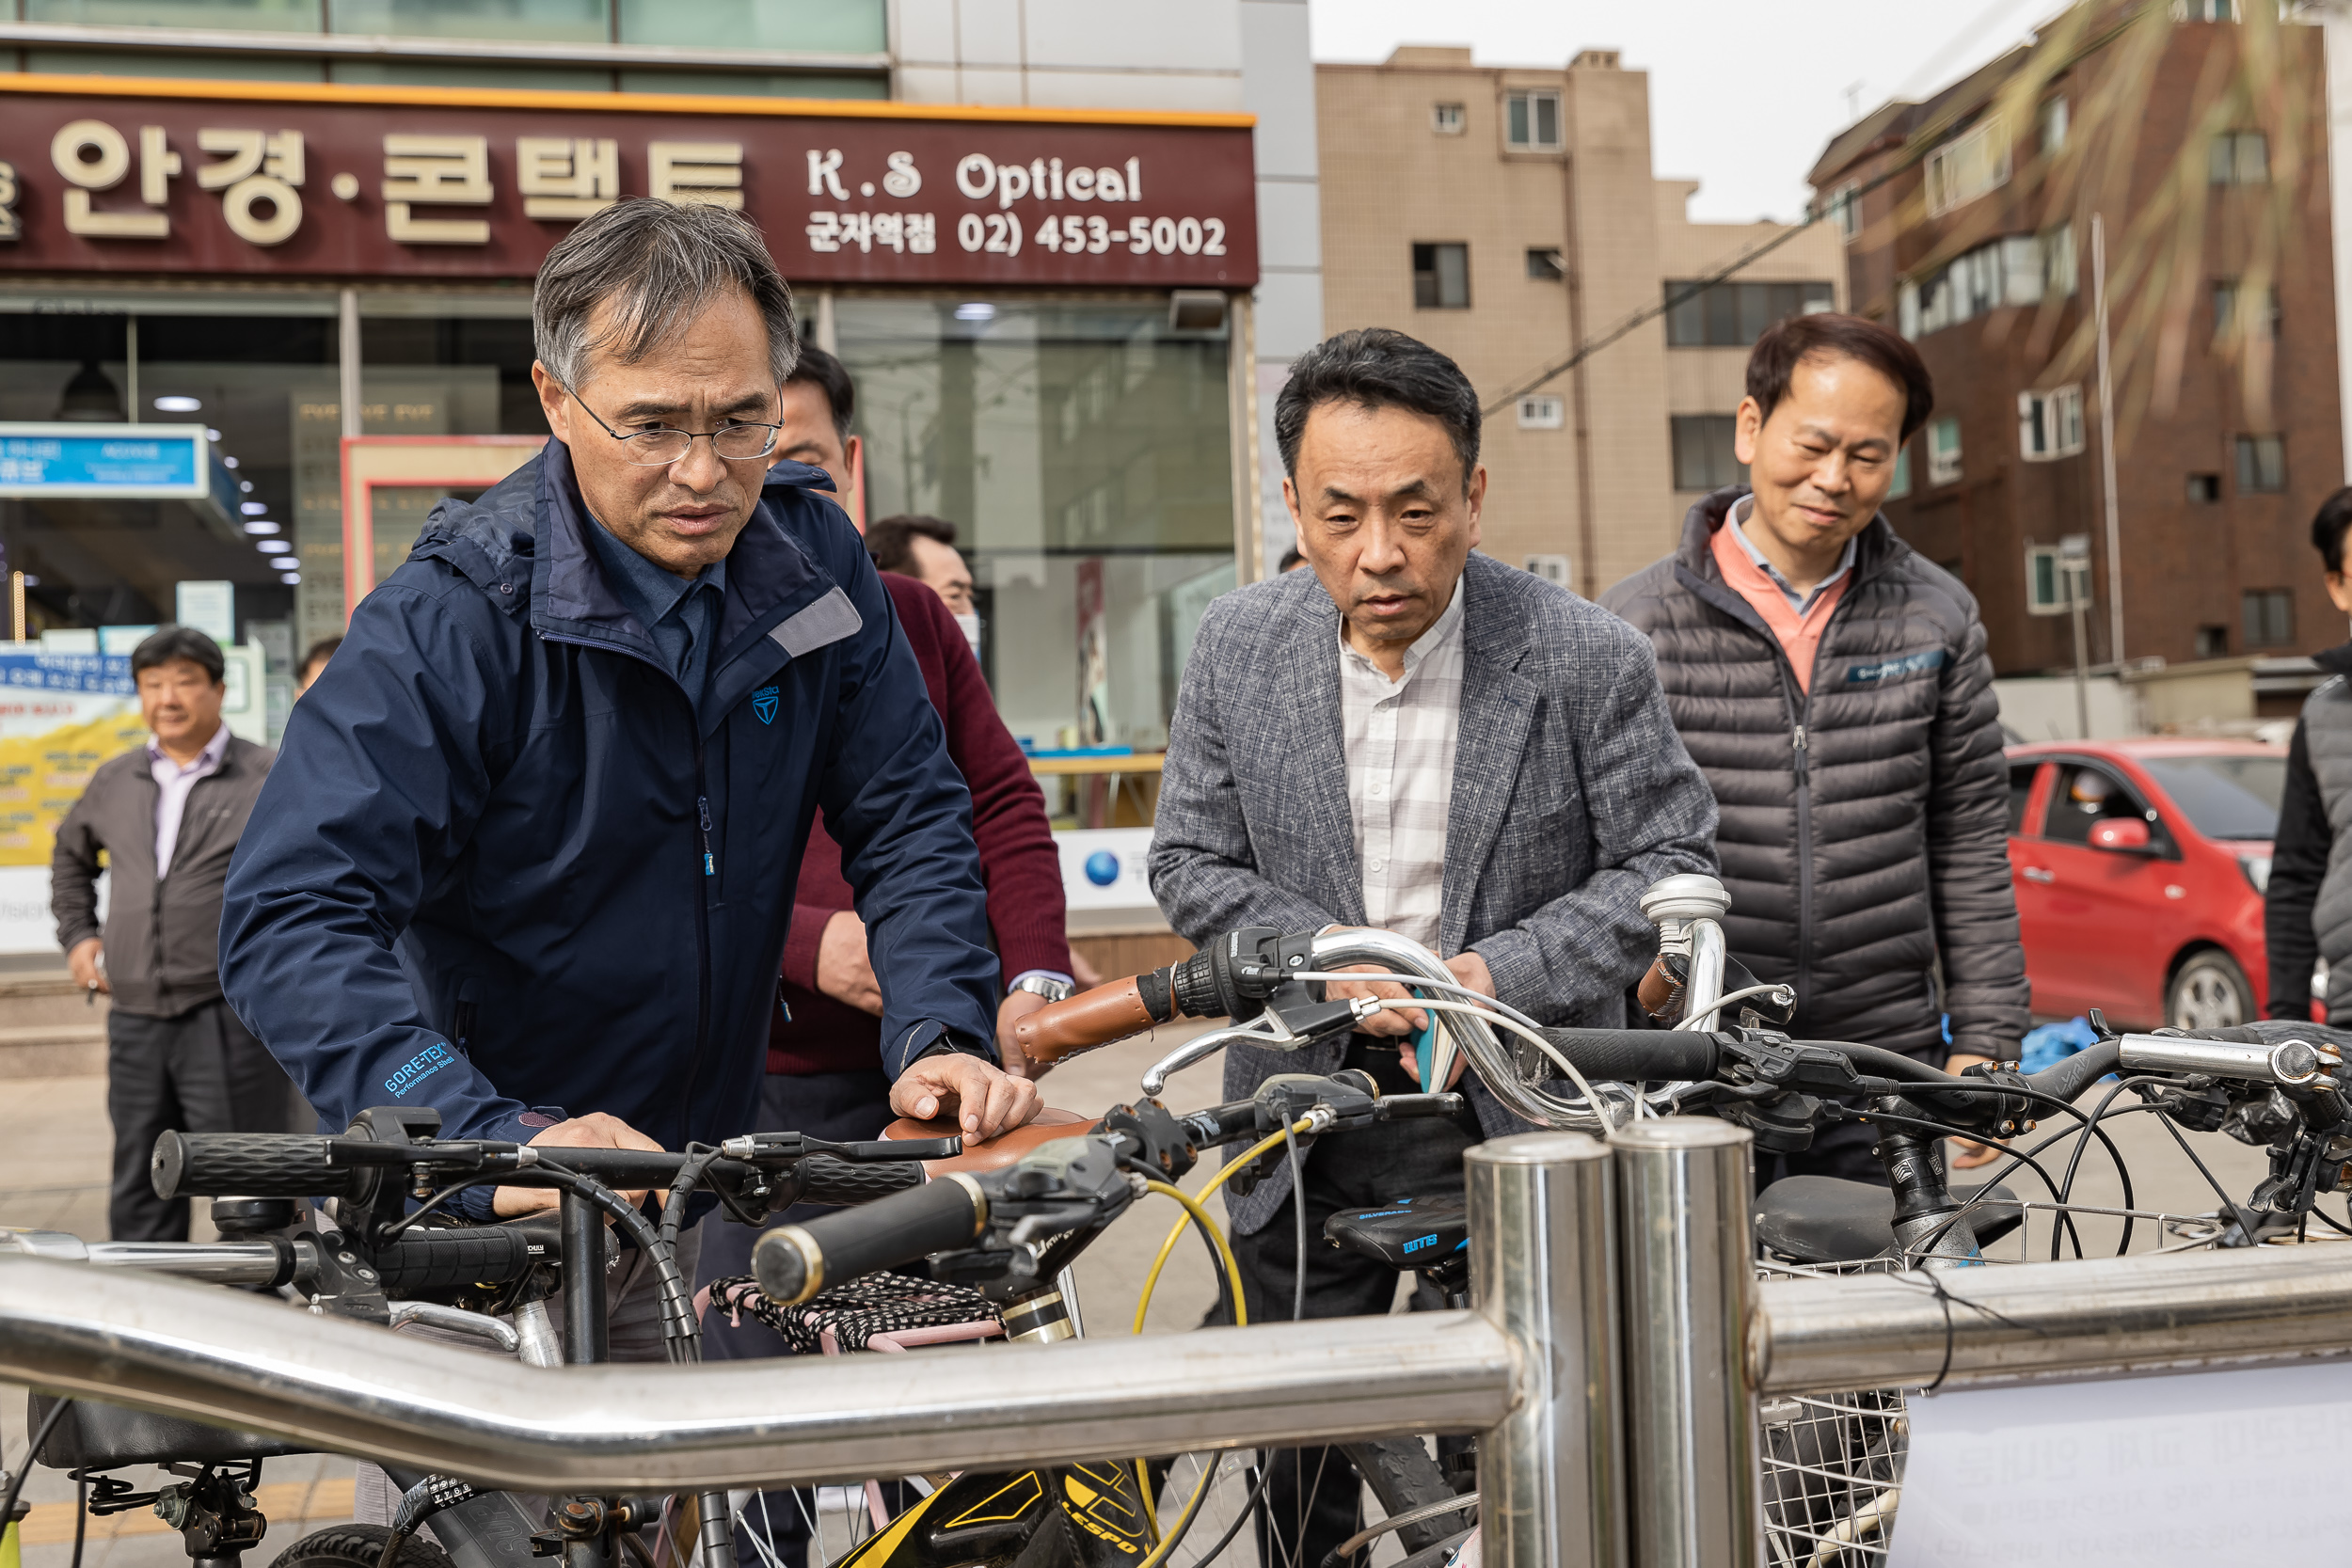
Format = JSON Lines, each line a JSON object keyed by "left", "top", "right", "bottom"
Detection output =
{"left": 887, "top": 1050, "right": 1042, "bottom": 1140}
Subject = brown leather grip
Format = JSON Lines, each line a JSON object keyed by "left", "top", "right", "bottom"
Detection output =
{"left": 1636, "top": 953, "right": 1686, "bottom": 1026}
{"left": 1012, "top": 977, "right": 1159, "bottom": 1063}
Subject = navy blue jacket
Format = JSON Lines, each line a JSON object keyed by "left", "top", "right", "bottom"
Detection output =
{"left": 221, "top": 442, "right": 998, "bottom": 1208}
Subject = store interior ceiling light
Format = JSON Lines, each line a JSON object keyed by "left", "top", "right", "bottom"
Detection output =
{"left": 243, "top": 520, "right": 281, "bottom": 535}
{"left": 206, "top": 429, "right": 222, "bottom": 442}
{"left": 954, "top": 302, "right": 995, "bottom": 321}
{"left": 279, "top": 573, "right": 302, "bottom": 585}
{"left": 224, "top": 457, "right": 240, "bottom": 470}
{"left": 153, "top": 395, "right": 201, "bottom": 413}
{"left": 258, "top": 541, "right": 292, "bottom": 554}
{"left": 240, "top": 501, "right": 268, "bottom": 515}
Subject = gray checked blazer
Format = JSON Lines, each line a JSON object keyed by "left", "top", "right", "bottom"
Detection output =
{"left": 1150, "top": 550, "right": 1721, "bottom": 1233}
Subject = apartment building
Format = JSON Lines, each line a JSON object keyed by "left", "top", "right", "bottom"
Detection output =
{"left": 1812, "top": 13, "right": 2344, "bottom": 679}
{"left": 1315, "top": 45, "right": 1844, "bottom": 596}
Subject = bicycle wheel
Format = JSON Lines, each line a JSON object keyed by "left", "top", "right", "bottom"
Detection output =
{"left": 269, "top": 1525, "right": 456, "bottom": 1568}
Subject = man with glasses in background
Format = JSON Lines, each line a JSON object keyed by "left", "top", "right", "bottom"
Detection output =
{"left": 223, "top": 199, "right": 1040, "bottom": 1373}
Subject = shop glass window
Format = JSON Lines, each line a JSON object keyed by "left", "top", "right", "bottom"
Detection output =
{"left": 0, "top": 300, "right": 342, "bottom": 736}
{"left": 619, "top": 0, "right": 885, "bottom": 53}
{"left": 2242, "top": 588, "right": 2295, "bottom": 648}
{"left": 2211, "top": 131, "right": 2268, "bottom": 185}
{"left": 2235, "top": 435, "right": 2286, "bottom": 493}
{"left": 330, "top": 0, "right": 608, "bottom": 42}
{"left": 1505, "top": 90, "right": 1561, "bottom": 150}
{"left": 1670, "top": 415, "right": 1744, "bottom": 492}
{"left": 1663, "top": 280, "right": 1835, "bottom": 347}
{"left": 1412, "top": 244, "right": 1470, "bottom": 309}
{"left": 834, "top": 297, "right": 1233, "bottom": 757}
{"left": 25, "top": 0, "right": 325, "bottom": 30}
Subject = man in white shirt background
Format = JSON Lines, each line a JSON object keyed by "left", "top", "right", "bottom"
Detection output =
{"left": 51, "top": 626, "right": 293, "bottom": 1242}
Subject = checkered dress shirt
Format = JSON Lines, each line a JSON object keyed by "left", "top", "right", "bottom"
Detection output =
{"left": 1338, "top": 583, "right": 1465, "bottom": 954}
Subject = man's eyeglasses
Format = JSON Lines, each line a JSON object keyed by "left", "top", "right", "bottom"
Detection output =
{"left": 563, "top": 384, "right": 782, "bottom": 467}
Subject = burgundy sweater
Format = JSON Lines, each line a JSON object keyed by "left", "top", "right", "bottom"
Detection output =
{"left": 769, "top": 572, "right": 1072, "bottom": 1074}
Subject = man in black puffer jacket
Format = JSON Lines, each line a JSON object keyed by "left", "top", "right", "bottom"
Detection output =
{"left": 1603, "top": 312, "right": 2026, "bottom": 1181}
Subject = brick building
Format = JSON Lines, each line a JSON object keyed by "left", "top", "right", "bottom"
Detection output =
{"left": 1315, "top": 46, "right": 1845, "bottom": 596}
{"left": 1810, "top": 15, "right": 2344, "bottom": 681}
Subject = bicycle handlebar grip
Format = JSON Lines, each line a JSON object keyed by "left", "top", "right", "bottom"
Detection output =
{"left": 1012, "top": 975, "right": 1168, "bottom": 1064}
{"left": 372, "top": 1227, "right": 536, "bottom": 1292}
{"left": 153, "top": 1132, "right": 358, "bottom": 1201}
{"left": 1536, "top": 1027, "right": 1721, "bottom": 1084}
{"left": 795, "top": 1155, "right": 925, "bottom": 1207}
{"left": 754, "top": 1172, "right": 986, "bottom": 1306}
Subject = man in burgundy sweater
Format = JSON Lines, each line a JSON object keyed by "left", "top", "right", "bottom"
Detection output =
{"left": 702, "top": 349, "right": 1074, "bottom": 1369}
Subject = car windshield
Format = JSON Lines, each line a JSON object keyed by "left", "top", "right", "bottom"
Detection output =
{"left": 2137, "top": 755, "right": 2285, "bottom": 842}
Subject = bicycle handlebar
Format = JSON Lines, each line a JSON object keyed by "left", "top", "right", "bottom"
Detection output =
{"left": 153, "top": 1132, "right": 355, "bottom": 1200}
{"left": 754, "top": 1173, "right": 988, "bottom": 1306}
{"left": 1014, "top": 974, "right": 1176, "bottom": 1063}
{"left": 795, "top": 1154, "right": 925, "bottom": 1207}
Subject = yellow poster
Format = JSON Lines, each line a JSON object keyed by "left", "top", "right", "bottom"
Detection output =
{"left": 0, "top": 655, "right": 146, "bottom": 869}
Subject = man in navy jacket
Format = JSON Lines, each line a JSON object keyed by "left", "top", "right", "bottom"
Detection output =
{"left": 221, "top": 199, "right": 1037, "bottom": 1253}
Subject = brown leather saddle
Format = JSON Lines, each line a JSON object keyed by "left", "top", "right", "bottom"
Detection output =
{"left": 884, "top": 1106, "right": 1096, "bottom": 1175}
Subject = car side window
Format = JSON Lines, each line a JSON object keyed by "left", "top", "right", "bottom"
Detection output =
{"left": 2008, "top": 763, "right": 2042, "bottom": 835}
{"left": 2043, "top": 763, "right": 2155, "bottom": 847}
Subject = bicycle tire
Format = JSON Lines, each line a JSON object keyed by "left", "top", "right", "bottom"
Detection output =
{"left": 266, "top": 1524, "right": 455, "bottom": 1568}
{"left": 1340, "top": 1438, "right": 1460, "bottom": 1556}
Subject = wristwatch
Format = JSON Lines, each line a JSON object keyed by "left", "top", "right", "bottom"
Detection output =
{"left": 1009, "top": 973, "right": 1075, "bottom": 1004}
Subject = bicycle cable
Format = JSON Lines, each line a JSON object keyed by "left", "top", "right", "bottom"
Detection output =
{"left": 1362, "top": 998, "right": 1618, "bottom": 1128}
{"left": 0, "top": 1397, "right": 74, "bottom": 1552}
{"left": 1844, "top": 1105, "right": 2092, "bottom": 1260}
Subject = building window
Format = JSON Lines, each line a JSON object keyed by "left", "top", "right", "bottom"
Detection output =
{"left": 2178, "top": 0, "right": 2239, "bottom": 20}
{"left": 2187, "top": 472, "right": 2222, "bottom": 502}
{"left": 2039, "top": 96, "right": 2070, "bottom": 156}
{"left": 1505, "top": 90, "right": 1562, "bottom": 150}
{"left": 1412, "top": 243, "right": 1470, "bottom": 309}
{"left": 2211, "top": 130, "right": 2268, "bottom": 185}
{"left": 2243, "top": 588, "right": 2295, "bottom": 648}
{"left": 1670, "top": 415, "right": 1745, "bottom": 492}
{"left": 1887, "top": 443, "right": 1912, "bottom": 500}
{"left": 2196, "top": 626, "right": 2230, "bottom": 658}
{"left": 1518, "top": 394, "right": 1565, "bottom": 429}
{"left": 1924, "top": 120, "right": 2010, "bottom": 215}
{"left": 2025, "top": 538, "right": 2091, "bottom": 616}
{"left": 1928, "top": 417, "right": 1963, "bottom": 485}
{"left": 2235, "top": 434, "right": 2286, "bottom": 493}
{"left": 1524, "top": 553, "right": 1571, "bottom": 587}
{"left": 1663, "top": 280, "right": 1836, "bottom": 347}
{"left": 1823, "top": 182, "right": 1860, "bottom": 242}
{"left": 2018, "top": 386, "right": 2085, "bottom": 460}
{"left": 2212, "top": 279, "right": 2280, "bottom": 341}
{"left": 1897, "top": 230, "right": 2073, "bottom": 338}
{"left": 1525, "top": 247, "right": 1565, "bottom": 281}
{"left": 1432, "top": 103, "right": 1466, "bottom": 135}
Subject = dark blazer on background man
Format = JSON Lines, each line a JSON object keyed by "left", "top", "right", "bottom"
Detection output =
{"left": 1150, "top": 550, "right": 1720, "bottom": 1233}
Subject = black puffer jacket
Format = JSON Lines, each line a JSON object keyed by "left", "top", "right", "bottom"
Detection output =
{"left": 1599, "top": 488, "right": 2027, "bottom": 1063}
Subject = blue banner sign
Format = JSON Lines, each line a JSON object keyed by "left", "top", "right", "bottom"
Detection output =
{"left": 0, "top": 652, "right": 135, "bottom": 695}
{"left": 0, "top": 423, "right": 209, "bottom": 498}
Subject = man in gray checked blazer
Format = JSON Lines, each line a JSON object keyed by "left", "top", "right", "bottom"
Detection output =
{"left": 1150, "top": 327, "right": 1717, "bottom": 1564}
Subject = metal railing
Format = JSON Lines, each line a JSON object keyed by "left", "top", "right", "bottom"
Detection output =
{"left": 9, "top": 1120, "right": 2352, "bottom": 1567}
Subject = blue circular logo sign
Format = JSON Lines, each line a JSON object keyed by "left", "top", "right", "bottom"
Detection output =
{"left": 1084, "top": 849, "right": 1121, "bottom": 887}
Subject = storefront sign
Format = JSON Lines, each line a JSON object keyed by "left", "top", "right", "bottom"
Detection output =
{"left": 0, "top": 80, "right": 1260, "bottom": 288}
{"left": 0, "top": 421, "right": 207, "bottom": 497}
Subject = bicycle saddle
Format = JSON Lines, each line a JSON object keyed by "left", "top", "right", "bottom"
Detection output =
{"left": 28, "top": 1391, "right": 310, "bottom": 1470}
{"left": 1324, "top": 1196, "right": 1468, "bottom": 1270}
{"left": 883, "top": 1107, "right": 1091, "bottom": 1175}
{"left": 1753, "top": 1175, "right": 2023, "bottom": 1265}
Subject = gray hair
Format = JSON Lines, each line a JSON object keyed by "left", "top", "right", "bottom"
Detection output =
{"left": 533, "top": 198, "right": 799, "bottom": 389}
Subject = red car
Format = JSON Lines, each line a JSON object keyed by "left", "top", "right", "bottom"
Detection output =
{"left": 2006, "top": 738, "right": 2290, "bottom": 1030}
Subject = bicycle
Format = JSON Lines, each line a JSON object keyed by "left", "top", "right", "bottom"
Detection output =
{"left": 2, "top": 1106, "right": 948, "bottom": 1568}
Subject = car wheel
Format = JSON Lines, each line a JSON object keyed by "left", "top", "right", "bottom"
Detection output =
{"left": 2168, "top": 950, "right": 2253, "bottom": 1032}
